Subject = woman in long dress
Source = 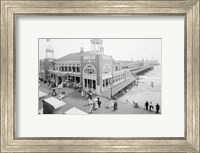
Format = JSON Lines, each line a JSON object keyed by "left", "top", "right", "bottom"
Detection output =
{"left": 81, "top": 90, "right": 85, "bottom": 97}
{"left": 89, "top": 100, "right": 93, "bottom": 114}
{"left": 95, "top": 99, "right": 98, "bottom": 110}
{"left": 108, "top": 99, "right": 112, "bottom": 108}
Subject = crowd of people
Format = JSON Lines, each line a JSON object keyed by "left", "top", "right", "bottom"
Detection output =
{"left": 85, "top": 91, "right": 118, "bottom": 114}
{"left": 86, "top": 92, "right": 101, "bottom": 114}
{"left": 145, "top": 101, "right": 160, "bottom": 113}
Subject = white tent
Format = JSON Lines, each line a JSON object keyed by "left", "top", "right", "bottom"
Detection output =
{"left": 64, "top": 107, "right": 88, "bottom": 115}
{"left": 43, "top": 97, "right": 66, "bottom": 109}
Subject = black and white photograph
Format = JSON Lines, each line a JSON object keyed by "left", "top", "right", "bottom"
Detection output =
{"left": 39, "top": 38, "right": 161, "bottom": 114}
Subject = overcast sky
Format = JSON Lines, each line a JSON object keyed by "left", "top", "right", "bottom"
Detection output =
{"left": 39, "top": 39, "right": 161, "bottom": 62}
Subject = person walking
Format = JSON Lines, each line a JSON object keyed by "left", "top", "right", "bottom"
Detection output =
{"left": 108, "top": 99, "right": 112, "bottom": 108}
{"left": 150, "top": 81, "right": 154, "bottom": 88}
{"left": 111, "top": 99, "right": 114, "bottom": 108}
{"left": 95, "top": 99, "right": 98, "bottom": 110}
{"left": 87, "top": 92, "right": 92, "bottom": 105}
{"left": 89, "top": 92, "right": 92, "bottom": 99}
{"left": 149, "top": 102, "right": 154, "bottom": 111}
{"left": 81, "top": 90, "right": 85, "bottom": 97}
{"left": 59, "top": 93, "right": 63, "bottom": 101}
{"left": 52, "top": 89, "right": 57, "bottom": 96}
{"left": 156, "top": 103, "right": 160, "bottom": 113}
{"left": 97, "top": 97, "right": 101, "bottom": 108}
{"left": 93, "top": 101, "right": 96, "bottom": 111}
{"left": 86, "top": 93, "right": 90, "bottom": 105}
{"left": 145, "top": 101, "right": 149, "bottom": 110}
{"left": 89, "top": 100, "right": 93, "bottom": 114}
{"left": 113, "top": 100, "right": 118, "bottom": 111}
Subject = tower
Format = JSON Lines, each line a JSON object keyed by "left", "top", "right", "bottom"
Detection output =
{"left": 90, "top": 39, "right": 104, "bottom": 54}
{"left": 45, "top": 39, "right": 54, "bottom": 59}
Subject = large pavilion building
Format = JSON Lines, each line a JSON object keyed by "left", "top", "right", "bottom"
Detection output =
{"left": 48, "top": 39, "right": 143, "bottom": 95}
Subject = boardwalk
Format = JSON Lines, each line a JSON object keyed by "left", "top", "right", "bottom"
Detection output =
{"left": 39, "top": 82, "right": 158, "bottom": 114}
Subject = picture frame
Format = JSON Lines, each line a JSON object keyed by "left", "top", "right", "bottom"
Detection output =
{"left": 1, "top": 0, "right": 199, "bottom": 152}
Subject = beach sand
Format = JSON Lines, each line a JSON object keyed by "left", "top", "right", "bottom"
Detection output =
{"left": 117, "top": 81, "right": 161, "bottom": 111}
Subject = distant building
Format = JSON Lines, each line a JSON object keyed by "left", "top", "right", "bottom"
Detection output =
{"left": 39, "top": 40, "right": 55, "bottom": 82}
{"left": 149, "top": 58, "right": 159, "bottom": 65}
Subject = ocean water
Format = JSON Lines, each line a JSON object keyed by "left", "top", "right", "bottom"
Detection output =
{"left": 118, "top": 65, "right": 162, "bottom": 109}
{"left": 137, "top": 65, "right": 161, "bottom": 87}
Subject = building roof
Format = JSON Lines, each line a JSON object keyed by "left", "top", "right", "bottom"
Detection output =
{"left": 43, "top": 97, "right": 66, "bottom": 109}
{"left": 57, "top": 51, "right": 91, "bottom": 62}
{"left": 112, "top": 59, "right": 118, "bottom": 65}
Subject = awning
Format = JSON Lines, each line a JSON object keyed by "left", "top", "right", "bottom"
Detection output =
{"left": 63, "top": 107, "right": 88, "bottom": 115}
{"left": 48, "top": 70, "right": 68, "bottom": 76}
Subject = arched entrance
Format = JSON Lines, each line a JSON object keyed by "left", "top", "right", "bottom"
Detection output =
{"left": 57, "top": 76, "right": 62, "bottom": 85}
{"left": 83, "top": 64, "right": 97, "bottom": 92}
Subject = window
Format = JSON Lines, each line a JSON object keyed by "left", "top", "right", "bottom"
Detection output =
{"left": 102, "top": 64, "right": 111, "bottom": 74}
{"left": 85, "top": 79, "right": 87, "bottom": 87}
{"left": 77, "top": 67, "right": 80, "bottom": 72}
{"left": 113, "top": 77, "right": 115, "bottom": 83}
{"left": 83, "top": 65, "right": 96, "bottom": 74}
{"left": 106, "top": 79, "right": 108, "bottom": 86}
{"left": 93, "top": 80, "right": 96, "bottom": 89}
{"left": 72, "top": 67, "right": 76, "bottom": 72}
{"left": 103, "top": 80, "right": 105, "bottom": 87}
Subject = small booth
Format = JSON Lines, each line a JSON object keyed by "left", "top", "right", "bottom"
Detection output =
{"left": 42, "top": 97, "right": 66, "bottom": 114}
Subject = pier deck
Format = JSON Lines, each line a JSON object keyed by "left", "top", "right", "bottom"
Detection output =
{"left": 131, "top": 65, "right": 154, "bottom": 74}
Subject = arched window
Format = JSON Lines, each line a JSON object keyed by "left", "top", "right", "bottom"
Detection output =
{"left": 83, "top": 65, "right": 96, "bottom": 74}
{"left": 102, "top": 64, "right": 111, "bottom": 74}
